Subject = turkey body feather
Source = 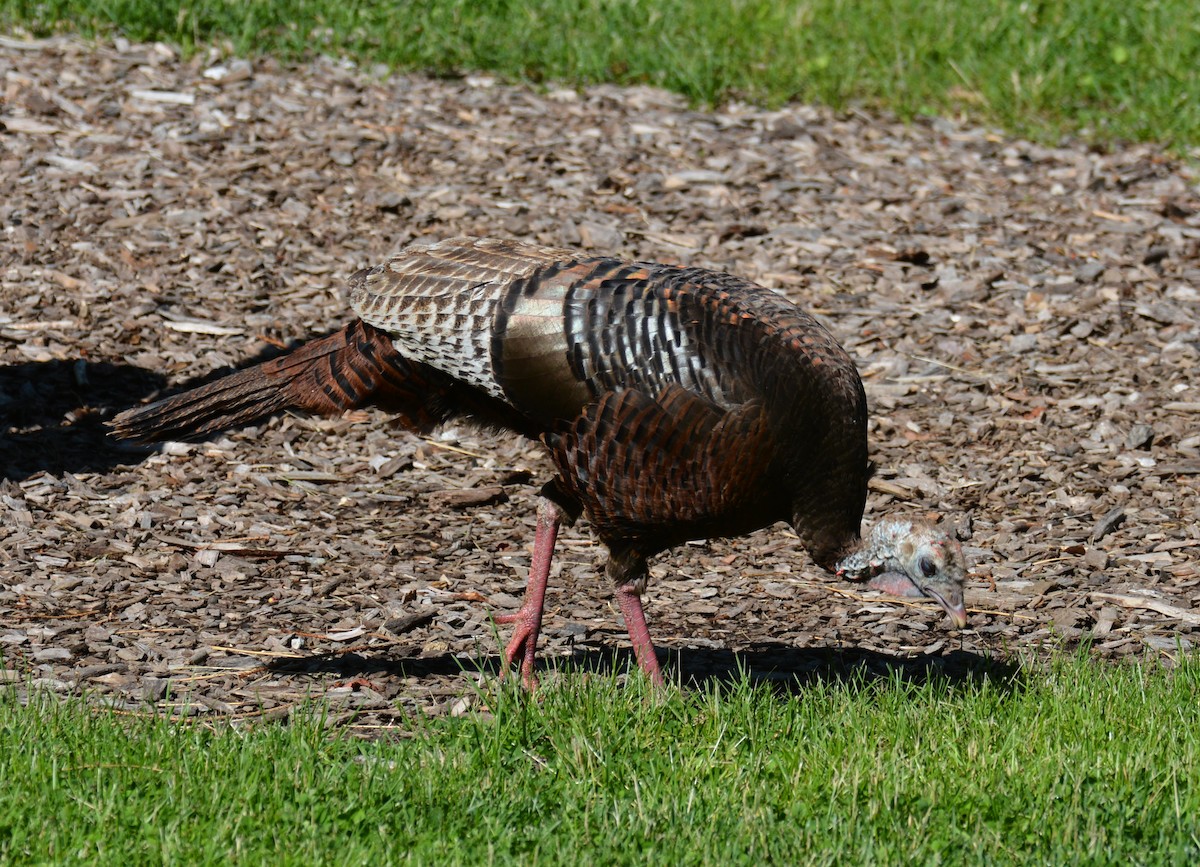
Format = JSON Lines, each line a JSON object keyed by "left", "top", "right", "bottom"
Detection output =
{"left": 111, "top": 237, "right": 967, "bottom": 686}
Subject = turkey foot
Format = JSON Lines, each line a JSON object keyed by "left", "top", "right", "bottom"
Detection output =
{"left": 614, "top": 583, "right": 665, "bottom": 686}
{"left": 494, "top": 497, "right": 566, "bottom": 688}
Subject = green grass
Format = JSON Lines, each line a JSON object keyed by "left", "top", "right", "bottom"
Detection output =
{"left": 3, "top": 0, "right": 1199, "bottom": 148}
{"left": 3, "top": 654, "right": 1199, "bottom": 864}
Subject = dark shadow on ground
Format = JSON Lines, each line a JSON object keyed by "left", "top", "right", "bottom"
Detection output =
{"left": 0, "top": 338, "right": 322, "bottom": 479}
{"left": 0, "top": 359, "right": 166, "bottom": 479}
{"left": 265, "top": 640, "right": 1026, "bottom": 697}
{"left": 667, "top": 642, "right": 1025, "bottom": 696}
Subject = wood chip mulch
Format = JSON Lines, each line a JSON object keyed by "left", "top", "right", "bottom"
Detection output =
{"left": 1, "top": 36, "right": 1197, "bottom": 726}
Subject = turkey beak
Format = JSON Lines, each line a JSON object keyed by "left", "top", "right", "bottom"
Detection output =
{"left": 929, "top": 592, "right": 968, "bottom": 629}
{"left": 945, "top": 601, "right": 968, "bottom": 629}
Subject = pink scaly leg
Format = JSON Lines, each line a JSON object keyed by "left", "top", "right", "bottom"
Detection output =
{"left": 494, "top": 497, "right": 566, "bottom": 689}
{"left": 614, "top": 583, "right": 665, "bottom": 686}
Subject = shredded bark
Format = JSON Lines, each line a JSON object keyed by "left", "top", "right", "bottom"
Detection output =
{"left": 1, "top": 37, "right": 1197, "bottom": 725}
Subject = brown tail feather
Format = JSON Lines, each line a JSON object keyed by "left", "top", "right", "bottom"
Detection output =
{"left": 110, "top": 319, "right": 431, "bottom": 443}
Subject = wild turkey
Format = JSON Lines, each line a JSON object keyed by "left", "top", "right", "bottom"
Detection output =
{"left": 111, "top": 237, "right": 967, "bottom": 686}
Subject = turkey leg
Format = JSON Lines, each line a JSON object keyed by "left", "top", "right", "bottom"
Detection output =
{"left": 494, "top": 497, "right": 566, "bottom": 688}
{"left": 614, "top": 583, "right": 665, "bottom": 686}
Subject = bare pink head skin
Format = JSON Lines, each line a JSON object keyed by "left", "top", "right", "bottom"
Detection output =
{"left": 835, "top": 518, "right": 968, "bottom": 628}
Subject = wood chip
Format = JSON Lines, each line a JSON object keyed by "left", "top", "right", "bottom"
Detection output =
{"left": 129, "top": 88, "right": 195, "bottom": 105}
{"left": 382, "top": 611, "right": 436, "bottom": 634}
{"left": 1091, "top": 593, "right": 1200, "bottom": 626}
{"left": 1092, "top": 507, "right": 1126, "bottom": 542}
{"left": 160, "top": 319, "right": 244, "bottom": 336}
{"left": 427, "top": 486, "right": 508, "bottom": 509}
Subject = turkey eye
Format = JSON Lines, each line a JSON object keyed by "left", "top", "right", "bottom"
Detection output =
{"left": 919, "top": 556, "right": 937, "bottom": 578}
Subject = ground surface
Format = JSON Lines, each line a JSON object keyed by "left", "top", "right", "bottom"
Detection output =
{"left": 1, "top": 36, "right": 1198, "bottom": 723}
